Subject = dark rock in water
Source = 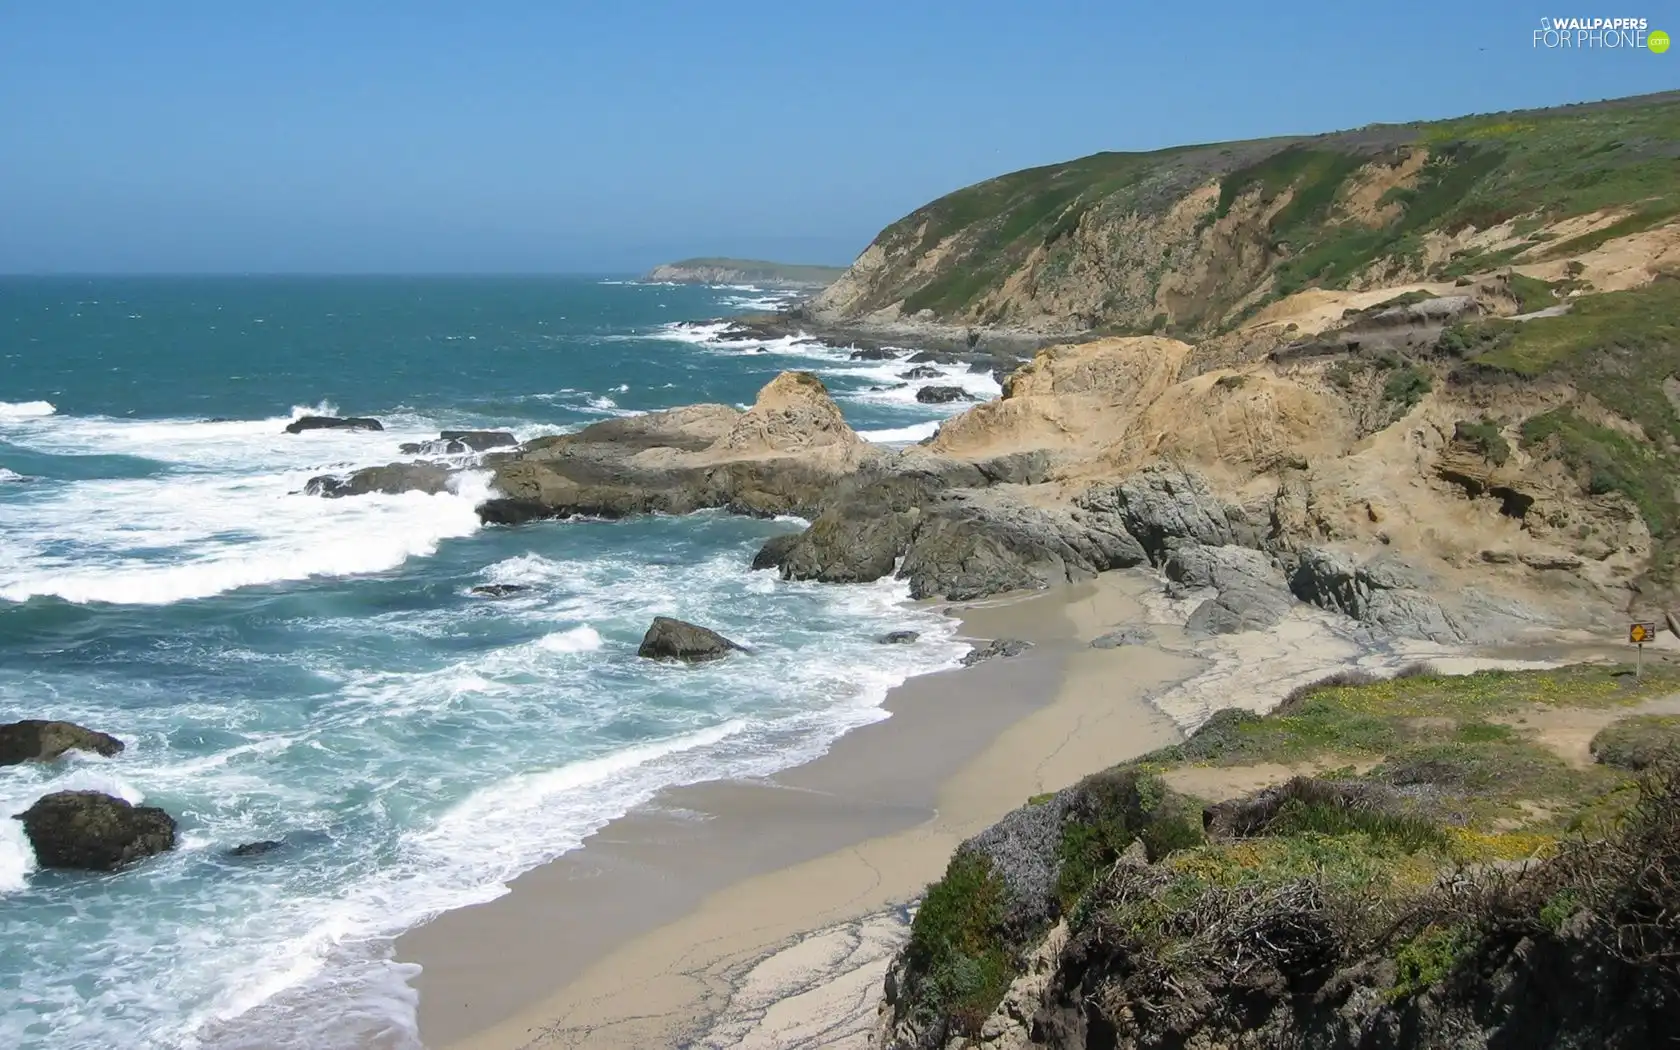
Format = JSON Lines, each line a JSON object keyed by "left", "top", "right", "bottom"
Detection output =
{"left": 0, "top": 720, "right": 125, "bottom": 766}
{"left": 751, "top": 533, "right": 801, "bottom": 571}
{"left": 849, "top": 347, "right": 902, "bottom": 361}
{"left": 15, "top": 791, "right": 177, "bottom": 871}
{"left": 876, "top": 630, "right": 921, "bottom": 644}
{"left": 440, "top": 429, "right": 519, "bottom": 451}
{"left": 908, "top": 350, "right": 959, "bottom": 364}
{"left": 961, "top": 638, "right": 1033, "bottom": 667}
{"left": 1090, "top": 626, "right": 1155, "bottom": 649}
{"left": 284, "top": 415, "right": 384, "bottom": 434}
{"left": 227, "top": 840, "right": 284, "bottom": 858}
{"left": 898, "top": 366, "right": 943, "bottom": 380}
{"left": 477, "top": 498, "right": 555, "bottom": 526}
{"left": 637, "top": 616, "right": 748, "bottom": 663}
{"left": 305, "top": 462, "right": 453, "bottom": 498}
{"left": 398, "top": 442, "right": 424, "bottom": 455}
{"left": 470, "top": 584, "right": 531, "bottom": 598}
{"left": 202, "top": 417, "right": 235, "bottom": 423}
{"left": 915, "top": 385, "right": 974, "bottom": 404}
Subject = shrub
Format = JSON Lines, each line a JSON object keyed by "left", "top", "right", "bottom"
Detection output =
{"left": 1453, "top": 419, "right": 1511, "bottom": 465}
{"left": 1382, "top": 365, "right": 1433, "bottom": 408}
{"left": 1590, "top": 715, "right": 1680, "bottom": 771}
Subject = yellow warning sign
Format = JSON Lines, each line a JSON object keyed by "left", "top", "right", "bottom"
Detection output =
{"left": 1630, "top": 622, "right": 1657, "bottom": 644}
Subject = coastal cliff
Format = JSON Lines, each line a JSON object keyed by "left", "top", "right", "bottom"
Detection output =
{"left": 809, "top": 91, "right": 1680, "bottom": 338}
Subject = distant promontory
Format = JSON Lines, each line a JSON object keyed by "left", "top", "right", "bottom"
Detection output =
{"left": 642, "top": 257, "right": 847, "bottom": 288}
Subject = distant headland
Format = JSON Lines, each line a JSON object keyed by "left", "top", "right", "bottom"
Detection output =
{"left": 641, "top": 257, "right": 848, "bottom": 288}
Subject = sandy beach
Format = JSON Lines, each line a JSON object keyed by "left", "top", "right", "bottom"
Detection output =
{"left": 396, "top": 569, "right": 1575, "bottom": 1050}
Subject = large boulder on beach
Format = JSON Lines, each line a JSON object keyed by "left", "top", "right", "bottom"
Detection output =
{"left": 284, "top": 415, "right": 384, "bottom": 434}
{"left": 15, "top": 791, "right": 177, "bottom": 871}
{"left": 0, "top": 720, "right": 125, "bottom": 766}
{"left": 637, "top": 616, "right": 748, "bottom": 663}
{"left": 305, "top": 462, "right": 454, "bottom": 498}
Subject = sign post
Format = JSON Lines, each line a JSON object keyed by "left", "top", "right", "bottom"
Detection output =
{"left": 1630, "top": 622, "right": 1657, "bottom": 678}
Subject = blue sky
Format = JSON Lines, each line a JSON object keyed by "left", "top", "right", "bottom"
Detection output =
{"left": 0, "top": 1, "right": 1672, "bottom": 273}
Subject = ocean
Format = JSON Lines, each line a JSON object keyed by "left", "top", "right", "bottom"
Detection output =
{"left": 0, "top": 276, "right": 998, "bottom": 1050}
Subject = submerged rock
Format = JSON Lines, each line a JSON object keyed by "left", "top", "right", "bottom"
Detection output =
{"left": 305, "top": 463, "right": 453, "bottom": 498}
{"left": 0, "top": 720, "right": 125, "bottom": 766}
{"left": 876, "top": 630, "right": 921, "bottom": 644}
{"left": 849, "top": 347, "right": 902, "bottom": 361}
{"left": 915, "top": 385, "right": 973, "bottom": 404}
{"left": 961, "top": 638, "right": 1033, "bottom": 667}
{"left": 284, "top": 415, "right": 384, "bottom": 434}
{"left": 227, "top": 840, "right": 284, "bottom": 858}
{"left": 469, "top": 584, "right": 531, "bottom": 598}
{"left": 898, "top": 366, "right": 943, "bottom": 380}
{"left": 637, "top": 616, "right": 748, "bottom": 663}
{"left": 15, "top": 791, "right": 177, "bottom": 871}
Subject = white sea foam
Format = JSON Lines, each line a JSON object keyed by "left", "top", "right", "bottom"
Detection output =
{"left": 0, "top": 400, "right": 57, "bottom": 420}
{"left": 0, "top": 405, "right": 490, "bottom": 604}
{"left": 0, "top": 468, "right": 24, "bottom": 482}
{"left": 858, "top": 420, "right": 941, "bottom": 444}
{"left": 536, "top": 625, "right": 605, "bottom": 653}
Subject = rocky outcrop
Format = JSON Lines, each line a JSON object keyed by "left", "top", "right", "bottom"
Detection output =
{"left": 0, "top": 720, "right": 124, "bottom": 766}
{"left": 636, "top": 617, "right": 747, "bottom": 663}
{"left": 916, "top": 385, "right": 974, "bottom": 404}
{"left": 15, "top": 791, "right": 177, "bottom": 871}
{"left": 877, "top": 630, "right": 921, "bottom": 644}
{"left": 284, "top": 415, "right": 383, "bottom": 434}
{"left": 711, "top": 371, "right": 863, "bottom": 455}
{"left": 898, "top": 488, "right": 1147, "bottom": 600}
{"left": 961, "top": 638, "right": 1033, "bottom": 666}
{"left": 478, "top": 376, "right": 876, "bottom": 525}
{"left": 750, "top": 533, "right": 801, "bottom": 571}
{"left": 400, "top": 430, "right": 519, "bottom": 456}
{"left": 1163, "top": 544, "right": 1294, "bottom": 636}
{"left": 306, "top": 463, "right": 454, "bottom": 498}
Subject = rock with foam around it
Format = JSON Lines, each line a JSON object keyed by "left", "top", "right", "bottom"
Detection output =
{"left": 16, "top": 791, "right": 177, "bottom": 871}
{"left": 0, "top": 720, "right": 124, "bottom": 766}
{"left": 637, "top": 616, "right": 748, "bottom": 663}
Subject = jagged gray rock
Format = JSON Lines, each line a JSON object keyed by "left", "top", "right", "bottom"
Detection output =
{"left": 899, "top": 489, "right": 1147, "bottom": 601}
{"left": 876, "top": 630, "right": 921, "bottom": 644}
{"left": 1085, "top": 467, "right": 1265, "bottom": 560}
{"left": 750, "top": 533, "right": 801, "bottom": 571}
{"left": 1165, "top": 543, "right": 1295, "bottom": 636}
{"left": 636, "top": 616, "right": 747, "bottom": 663}
{"left": 0, "top": 720, "right": 125, "bottom": 766}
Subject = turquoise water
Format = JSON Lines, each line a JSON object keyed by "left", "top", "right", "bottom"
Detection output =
{"left": 0, "top": 277, "right": 996, "bottom": 1049}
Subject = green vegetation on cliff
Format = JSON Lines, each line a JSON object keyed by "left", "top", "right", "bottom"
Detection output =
{"left": 885, "top": 664, "right": 1680, "bottom": 1046}
{"left": 1446, "top": 278, "right": 1680, "bottom": 583}
{"left": 824, "top": 91, "right": 1680, "bottom": 333}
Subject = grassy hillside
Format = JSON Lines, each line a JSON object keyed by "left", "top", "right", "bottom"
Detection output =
{"left": 817, "top": 92, "right": 1680, "bottom": 333}
{"left": 886, "top": 663, "right": 1680, "bottom": 1046}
